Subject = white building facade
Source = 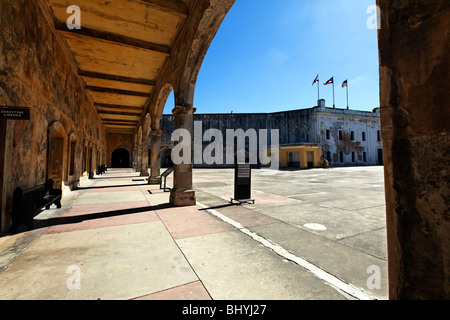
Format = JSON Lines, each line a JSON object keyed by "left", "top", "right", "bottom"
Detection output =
{"left": 311, "top": 105, "right": 383, "bottom": 167}
{"left": 161, "top": 103, "right": 383, "bottom": 168}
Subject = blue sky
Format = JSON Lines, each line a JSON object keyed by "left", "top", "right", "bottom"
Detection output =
{"left": 164, "top": 0, "right": 379, "bottom": 114}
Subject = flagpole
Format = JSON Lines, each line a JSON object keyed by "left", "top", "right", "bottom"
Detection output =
{"left": 317, "top": 80, "right": 320, "bottom": 101}
{"left": 332, "top": 81, "right": 335, "bottom": 108}
{"left": 346, "top": 84, "right": 349, "bottom": 110}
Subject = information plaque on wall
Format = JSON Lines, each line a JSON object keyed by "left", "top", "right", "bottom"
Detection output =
{"left": 0, "top": 107, "right": 30, "bottom": 120}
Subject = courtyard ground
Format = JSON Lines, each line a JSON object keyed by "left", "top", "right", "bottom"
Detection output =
{"left": 0, "top": 166, "right": 387, "bottom": 300}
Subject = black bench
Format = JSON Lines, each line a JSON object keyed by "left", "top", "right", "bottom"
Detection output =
{"left": 97, "top": 165, "right": 107, "bottom": 175}
{"left": 10, "top": 179, "right": 62, "bottom": 232}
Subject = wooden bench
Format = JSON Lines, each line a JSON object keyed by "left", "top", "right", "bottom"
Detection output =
{"left": 10, "top": 179, "right": 62, "bottom": 232}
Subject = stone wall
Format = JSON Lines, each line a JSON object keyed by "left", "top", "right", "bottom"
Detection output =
{"left": 378, "top": 0, "right": 450, "bottom": 299}
{"left": 0, "top": 0, "right": 106, "bottom": 232}
{"left": 106, "top": 134, "right": 134, "bottom": 167}
{"left": 161, "top": 109, "right": 313, "bottom": 167}
{"left": 160, "top": 107, "right": 381, "bottom": 168}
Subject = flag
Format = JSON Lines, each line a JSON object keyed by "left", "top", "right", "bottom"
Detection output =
{"left": 312, "top": 75, "right": 319, "bottom": 86}
{"left": 324, "top": 77, "right": 334, "bottom": 85}
{"left": 342, "top": 80, "right": 348, "bottom": 87}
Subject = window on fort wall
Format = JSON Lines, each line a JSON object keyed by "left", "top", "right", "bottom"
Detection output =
{"left": 363, "top": 151, "right": 367, "bottom": 162}
{"left": 326, "top": 130, "right": 331, "bottom": 140}
{"left": 351, "top": 131, "right": 355, "bottom": 141}
{"left": 339, "top": 130, "right": 343, "bottom": 140}
{"left": 362, "top": 131, "right": 366, "bottom": 141}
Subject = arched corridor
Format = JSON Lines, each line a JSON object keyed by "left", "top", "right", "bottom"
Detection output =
{"left": 0, "top": 0, "right": 448, "bottom": 300}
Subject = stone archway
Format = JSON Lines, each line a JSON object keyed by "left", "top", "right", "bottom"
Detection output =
{"left": 111, "top": 148, "right": 130, "bottom": 168}
{"left": 47, "top": 122, "right": 67, "bottom": 190}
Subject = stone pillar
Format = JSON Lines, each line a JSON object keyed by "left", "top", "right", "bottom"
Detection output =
{"left": 148, "top": 130, "right": 162, "bottom": 185}
{"left": 169, "top": 105, "right": 196, "bottom": 206}
{"left": 377, "top": 0, "right": 450, "bottom": 299}
{"left": 136, "top": 143, "right": 142, "bottom": 173}
{"left": 133, "top": 144, "right": 138, "bottom": 171}
{"left": 140, "top": 138, "right": 149, "bottom": 176}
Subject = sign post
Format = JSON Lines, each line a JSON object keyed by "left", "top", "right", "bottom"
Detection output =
{"left": 231, "top": 154, "right": 255, "bottom": 205}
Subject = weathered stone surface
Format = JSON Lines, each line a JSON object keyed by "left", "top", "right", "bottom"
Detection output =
{"left": 0, "top": 0, "right": 106, "bottom": 232}
{"left": 377, "top": 0, "right": 450, "bottom": 299}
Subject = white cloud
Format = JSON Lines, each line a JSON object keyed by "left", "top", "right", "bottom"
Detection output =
{"left": 350, "top": 76, "right": 365, "bottom": 84}
{"left": 264, "top": 47, "right": 289, "bottom": 65}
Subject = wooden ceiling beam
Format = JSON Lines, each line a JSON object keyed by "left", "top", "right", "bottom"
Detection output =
{"left": 139, "top": 0, "right": 188, "bottom": 17}
{"left": 55, "top": 21, "right": 171, "bottom": 54}
{"left": 104, "top": 123, "right": 139, "bottom": 127}
{"left": 97, "top": 110, "right": 142, "bottom": 116}
{"left": 105, "top": 126, "right": 136, "bottom": 129}
{"left": 103, "top": 118, "right": 139, "bottom": 123}
{"left": 95, "top": 103, "right": 144, "bottom": 112}
{"left": 79, "top": 70, "right": 156, "bottom": 86}
{"left": 88, "top": 86, "right": 150, "bottom": 98}
{"left": 100, "top": 113, "right": 141, "bottom": 122}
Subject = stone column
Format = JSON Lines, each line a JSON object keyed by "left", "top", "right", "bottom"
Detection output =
{"left": 140, "top": 137, "right": 150, "bottom": 176}
{"left": 133, "top": 144, "right": 138, "bottom": 171}
{"left": 136, "top": 143, "right": 142, "bottom": 173}
{"left": 169, "top": 105, "right": 196, "bottom": 206}
{"left": 378, "top": 0, "right": 450, "bottom": 299}
{"left": 148, "top": 130, "right": 162, "bottom": 185}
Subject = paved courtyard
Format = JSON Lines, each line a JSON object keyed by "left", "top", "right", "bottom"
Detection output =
{"left": 189, "top": 166, "right": 388, "bottom": 299}
{"left": 0, "top": 166, "right": 388, "bottom": 300}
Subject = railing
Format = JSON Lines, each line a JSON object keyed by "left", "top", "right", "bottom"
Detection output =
{"left": 160, "top": 167, "right": 173, "bottom": 192}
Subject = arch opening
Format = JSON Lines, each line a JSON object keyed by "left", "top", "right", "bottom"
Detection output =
{"left": 111, "top": 148, "right": 130, "bottom": 168}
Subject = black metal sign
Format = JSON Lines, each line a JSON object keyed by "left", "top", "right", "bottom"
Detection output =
{"left": 231, "top": 155, "right": 254, "bottom": 204}
{"left": 0, "top": 107, "right": 30, "bottom": 120}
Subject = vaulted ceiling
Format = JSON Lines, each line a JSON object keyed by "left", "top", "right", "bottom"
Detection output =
{"left": 45, "top": 0, "right": 190, "bottom": 135}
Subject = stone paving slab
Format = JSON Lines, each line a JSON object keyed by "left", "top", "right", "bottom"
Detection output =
{"left": 73, "top": 190, "right": 148, "bottom": 205}
{"left": 201, "top": 203, "right": 279, "bottom": 229}
{"left": 251, "top": 202, "right": 386, "bottom": 241}
{"left": 133, "top": 281, "right": 211, "bottom": 300}
{"left": 156, "top": 205, "right": 235, "bottom": 240}
{"left": 192, "top": 167, "right": 388, "bottom": 299}
{"left": 0, "top": 222, "right": 198, "bottom": 300}
{"left": 249, "top": 222, "right": 388, "bottom": 299}
{"left": 176, "top": 231, "right": 346, "bottom": 300}
{"left": 45, "top": 204, "right": 159, "bottom": 234}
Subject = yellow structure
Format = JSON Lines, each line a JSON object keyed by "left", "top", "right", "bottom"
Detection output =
{"left": 278, "top": 143, "right": 324, "bottom": 169}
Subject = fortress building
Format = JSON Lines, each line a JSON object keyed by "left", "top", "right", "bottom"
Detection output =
{"left": 160, "top": 103, "right": 382, "bottom": 169}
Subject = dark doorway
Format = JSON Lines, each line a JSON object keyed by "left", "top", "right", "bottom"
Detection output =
{"left": 112, "top": 148, "right": 130, "bottom": 168}
{"left": 307, "top": 151, "right": 314, "bottom": 168}
{"left": 378, "top": 148, "right": 384, "bottom": 166}
{"left": 48, "top": 136, "right": 65, "bottom": 189}
{"left": 0, "top": 119, "right": 6, "bottom": 233}
{"left": 160, "top": 147, "right": 173, "bottom": 168}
